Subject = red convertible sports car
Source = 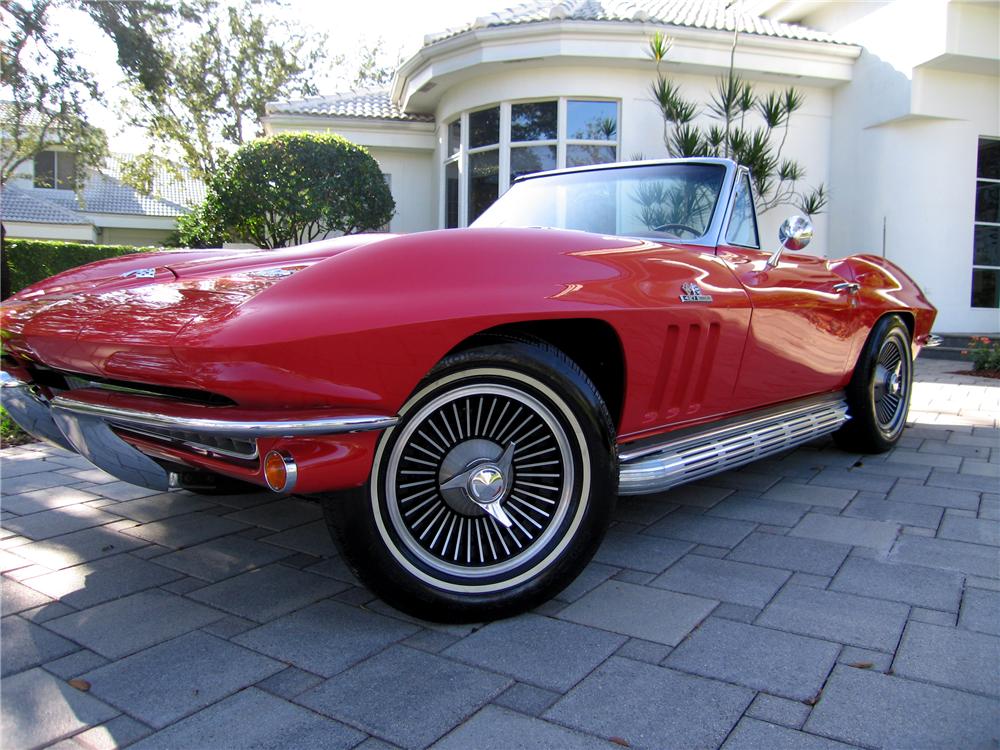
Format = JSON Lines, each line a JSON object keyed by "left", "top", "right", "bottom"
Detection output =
{"left": 1, "top": 158, "right": 936, "bottom": 621}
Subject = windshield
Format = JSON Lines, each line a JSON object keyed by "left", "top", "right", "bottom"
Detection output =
{"left": 472, "top": 162, "right": 726, "bottom": 240}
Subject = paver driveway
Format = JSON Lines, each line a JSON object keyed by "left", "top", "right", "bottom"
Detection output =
{"left": 1, "top": 358, "right": 998, "bottom": 749}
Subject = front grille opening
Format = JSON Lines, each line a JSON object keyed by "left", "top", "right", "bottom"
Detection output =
{"left": 28, "top": 367, "right": 237, "bottom": 407}
{"left": 115, "top": 424, "right": 258, "bottom": 462}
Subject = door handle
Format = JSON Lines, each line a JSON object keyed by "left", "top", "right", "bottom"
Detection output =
{"left": 832, "top": 282, "right": 860, "bottom": 295}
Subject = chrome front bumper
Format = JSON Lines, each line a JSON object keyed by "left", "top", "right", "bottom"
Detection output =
{"left": 1, "top": 370, "right": 397, "bottom": 491}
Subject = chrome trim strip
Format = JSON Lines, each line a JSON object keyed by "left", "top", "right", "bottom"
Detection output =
{"left": 49, "top": 395, "right": 398, "bottom": 438}
{"left": 925, "top": 334, "right": 943, "bottom": 348}
{"left": 1, "top": 370, "right": 28, "bottom": 388}
{"left": 618, "top": 396, "right": 850, "bottom": 496}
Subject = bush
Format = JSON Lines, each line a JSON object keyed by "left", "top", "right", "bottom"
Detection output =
{"left": 2, "top": 239, "right": 159, "bottom": 297}
{"left": 173, "top": 200, "right": 228, "bottom": 248}
{"left": 184, "top": 133, "right": 395, "bottom": 249}
{"left": 964, "top": 336, "right": 1000, "bottom": 372}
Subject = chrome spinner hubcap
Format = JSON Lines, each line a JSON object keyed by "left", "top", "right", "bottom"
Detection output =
{"left": 872, "top": 333, "right": 910, "bottom": 435}
{"left": 385, "top": 383, "right": 573, "bottom": 578}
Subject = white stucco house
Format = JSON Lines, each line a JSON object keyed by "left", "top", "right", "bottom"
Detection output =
{"left": 1, "top": 151, "right": 205, "bottom": 246}
{"left": 264, "top": 0, "right": 999, "bottom": 333}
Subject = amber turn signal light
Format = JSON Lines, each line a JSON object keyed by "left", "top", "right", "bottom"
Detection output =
{"left": 263, "top": 451, "right": 297, "bottom": 493}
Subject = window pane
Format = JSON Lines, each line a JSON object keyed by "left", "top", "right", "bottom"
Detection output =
{"left": 971, "top": 267, "right": 999, "bottom": 308}
{"left": 468, "top": 149, "right": 499, "bottom": 222}
{"left": 469, "top": 107, "right": 499, "bottom": 149}
{"left": 567, "top": 144, "right": 617, "bottom": 167}
{"left": 55, "top": 152, "right": 76, "bottom": 189}
{"left": 978, "top": 138, "right": 1000, "bottom": 180}
{"left": 33, "top": 150, "right": 55, "bottom": 188}
{"left": 511, "top": 101, "right": 557, "bottom": 142}
{"left": 976, "top": 182, "right": 999, "bottom": 223}
{"left": 511, "top": 145, "right": 556, "bottom": 181}
{"left": 445, "top": 161, "right": 459, "bottom": 228}
{"left": 448, "top": 120, "right": 461, "bottom": 157}
{"left": 974, "top": 225, "right": 1000, "bottom": 267}
{"left": 567, "top": 101, "right": 617, "bottom": 141}
{"left": 726, "top": 175, "right": 759, "bottom": 247}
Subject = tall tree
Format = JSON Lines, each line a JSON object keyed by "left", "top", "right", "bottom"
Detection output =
{"left": 1, "top": 0, "right": 104, "bottom": 185}
{"left": 351, "top": 37, "right": 400, "bottom": 91}
{"left": 1, "top": 0, "right": 183, "bottom": 185}
{"left": 120, "top": 0, "right": 327, "bottom": 184}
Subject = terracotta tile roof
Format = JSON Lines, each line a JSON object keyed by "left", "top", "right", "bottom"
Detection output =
{"left": 424, "top": 0, "right": 843, "bottom": 46}
{"left": 266, "top": 91, "right": 435, "bottom": 122}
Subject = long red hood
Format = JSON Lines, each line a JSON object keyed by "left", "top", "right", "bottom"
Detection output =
{"left": 2, "top": 234, "right": 394, "bottom": 378}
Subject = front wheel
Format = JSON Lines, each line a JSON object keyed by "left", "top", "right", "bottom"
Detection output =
{"left": 834, "top": 314, "right": 913, "bottom": 453}
{"left": 322, "top": 341, "right": 617, "bottom": 622}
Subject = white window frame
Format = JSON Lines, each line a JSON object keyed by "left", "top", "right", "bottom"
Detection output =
{"left": 33, "top": 149, "right": 76, "bottom": 190}
{"left": 441, "top": 97, "right": 621, "bottom": 228}
{"left": 973, "top": 136, "right": 1000, "bottom": 309}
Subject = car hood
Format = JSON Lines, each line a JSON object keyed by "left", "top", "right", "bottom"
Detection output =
{"left": 1, "top": 234, "right": 395, "bottom": 376}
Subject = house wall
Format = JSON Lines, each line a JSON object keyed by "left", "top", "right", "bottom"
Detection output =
{"left": 366, "top": 147, "right": 437, "bottom": 233}
{"left": 99, "top": 227, "right": 175, "bottom": 247}
{"left": 803, "top": 0, "right": 1000, "bottom": 332}
{"left": 3, "top": 222, "right": 95, "bottom": 243}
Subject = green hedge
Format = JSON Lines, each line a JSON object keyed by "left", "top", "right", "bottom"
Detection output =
{"left": 2, "top": 239, "right": 161, "bottom": 296}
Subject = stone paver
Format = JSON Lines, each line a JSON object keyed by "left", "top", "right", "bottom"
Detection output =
{"left": 128, "top": 687, "right": 363, "bottom": 749}
{"left": 431, "top": 705, "right": 618, "bottom": 749}
{"left": 829, "top": 556, "right": 964, "bottom": 611}
{"left": 665, "top": 617, "right": 840, "bottom": 701}
{"left": 83, "top": 631, "right": 284, "bottom": 728}
{"left": 1, "top": 358, "right": 998, "bottom": 750}
{"left": 893, "top": 621, "right": 1000, "bottom": 697}
{"left": 728, "top": 531, "right": 851, "bottom": 576}
{"left": 20, "top": 553, "right": 183, "bottom": 609}
{"left": 558, "top": 580, "right": 717, "bottom": 645}
{"left": 757, "top": 585, "right": 909, "bottom": 651}
{"left": 544, "top": 657, "right": 754, "bottom": 749}
{"left": 187, "top": 563, "right": 347, "bottom": 622}
{"left": 959, "top": 587, "right": 1000, "bottom": 636}
{"left": 298, "top": 645, "right": 511, "bottom": 750}
{"left": 442, "top": 613, "right": 625, "bottom": 692}
{"left": 651, "top": 554, "right": 790, "bottom": 608}
{"left": 1, "top": 615, "right": 78, "bottom": 676}
{"left": 2, "top": 576, "right": 54, "bottom": 614}
{"left": 806, "top": 666, "right": 1000, "bottom": 749}
{"left": 788, "top": 513, "right": 900, "bottom": 551}
{"left": 152, "top": 535, "right": 293, "bottom": 582}
{"left": 44, "top": 589, "right": 224, "bottom": 659}
{"left": 592, "top": 530, "right": 692, "bottom": 573}
{"left": 0, "top": 668, "right": 118, "bottom": 749}
{"left": 234, "top": 599, "right": 420, "bottom": 677}
{"left": 723, "top": 717, "right": 857, "bottom": 750}
{"left": 122, "top": 512, "right": 250, "bottom": 548}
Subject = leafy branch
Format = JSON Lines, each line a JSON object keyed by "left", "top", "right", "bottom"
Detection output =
{"left": 646, "top": 30, "right": 827, "bottom": 216}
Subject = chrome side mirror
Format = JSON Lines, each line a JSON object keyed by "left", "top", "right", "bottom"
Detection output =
{"left": 767, "top": 215, "right": 813, "bottom": 269}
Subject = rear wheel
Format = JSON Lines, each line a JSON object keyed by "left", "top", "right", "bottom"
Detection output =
{"left": 322, "top": 341, "right": 617, "bottom": 622}
{"left": 834, "top": 315, "right": 913, "bottom": 453}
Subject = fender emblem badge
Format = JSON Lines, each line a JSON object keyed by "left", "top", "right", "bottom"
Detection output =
{"left": 680, "top": 281, "right": 713, "bottom": 303}
{"left": 121, "top": 268, "right": 157, "bottom": 279}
